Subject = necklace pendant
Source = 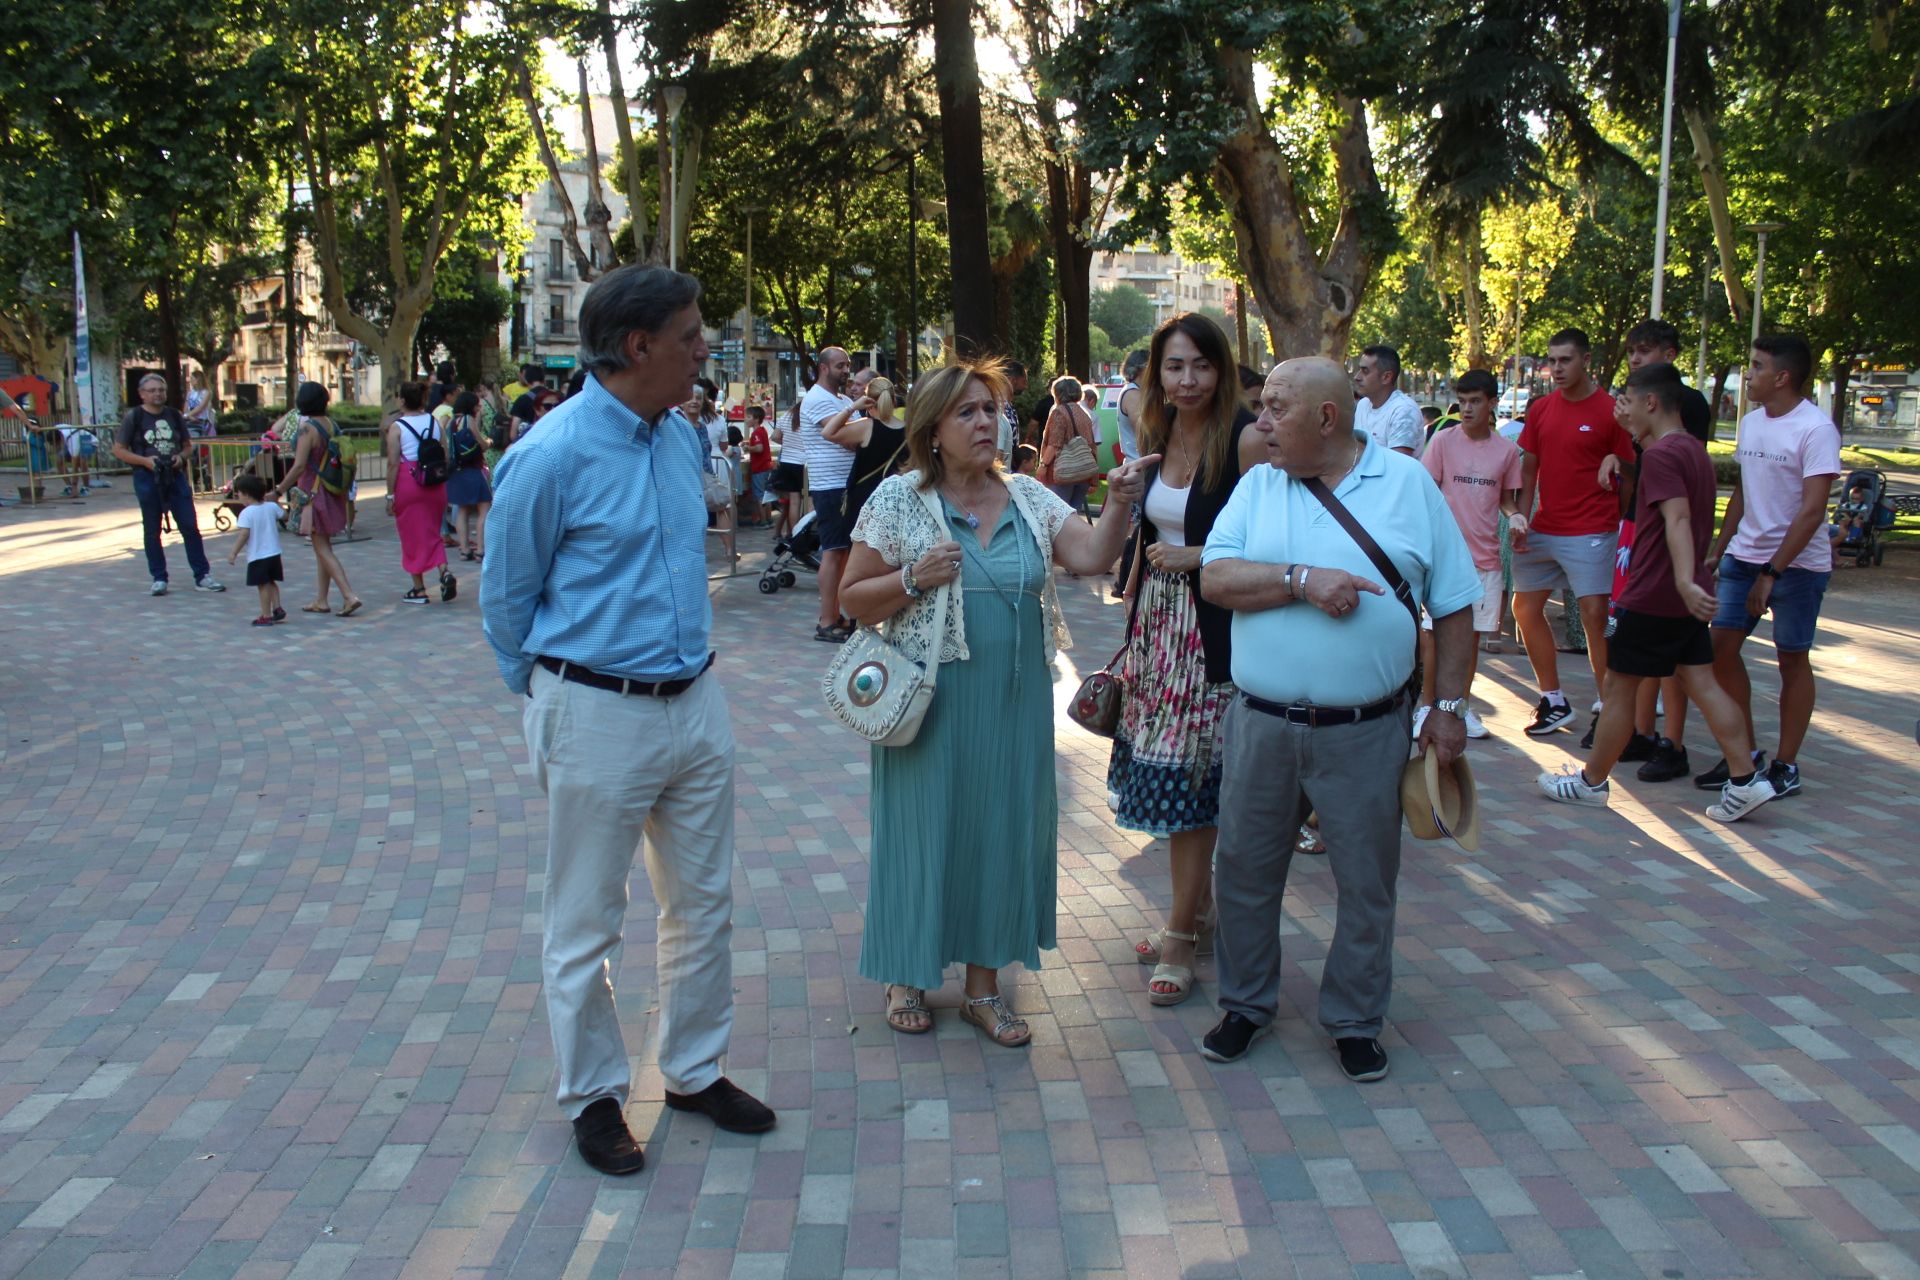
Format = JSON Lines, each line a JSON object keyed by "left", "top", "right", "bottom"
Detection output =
{"left": 963, "top": 510, "right": 980, "bottom": 530}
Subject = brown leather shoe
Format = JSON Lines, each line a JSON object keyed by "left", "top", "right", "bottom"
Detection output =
{"left": 664, "top": 1077, "right": 777, "bottom": 1133}
{"left": 571, "top": 1098, "right": 645, "bottom": 1175}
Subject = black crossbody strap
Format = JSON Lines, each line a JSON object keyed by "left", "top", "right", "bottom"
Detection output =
{"left": 1301, "top": 476, "right": 1418, "bottom": 627}
{"left": 1302, "top": 476, "right": 1421, "bottom": 696}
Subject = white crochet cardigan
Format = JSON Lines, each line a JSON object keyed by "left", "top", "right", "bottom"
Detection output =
{"left": 851, "top": 470, "right": 1077, "bottom": 666}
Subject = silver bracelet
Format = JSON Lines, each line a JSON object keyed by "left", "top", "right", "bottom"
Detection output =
{"left": 1298, "top": 565, "right": 1311, "bottom": 597}
{"left": 901, "top": 564, "right": 923, "bottom": 599}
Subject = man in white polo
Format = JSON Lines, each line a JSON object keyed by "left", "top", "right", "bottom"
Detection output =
{"left": 1199, "top": 356, "right": 1481, "bottom": 1081}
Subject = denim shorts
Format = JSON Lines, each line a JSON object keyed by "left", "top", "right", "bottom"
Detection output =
{"left": 810, "top": 487, "right": 853, "bottom": 551}
{"left": 1712, "top": 554, "right": 1830, "bottom": 653}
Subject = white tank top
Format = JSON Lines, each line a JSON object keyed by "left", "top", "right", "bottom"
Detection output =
{"left": 395, "top": 414, "right": 439, "bottom": 461}
{"left": 1145, "top": 476, "right": 1191, "bottom": 547}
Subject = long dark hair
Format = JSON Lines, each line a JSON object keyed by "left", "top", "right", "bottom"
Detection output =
{"left": 1138, "top": 312, "right": 1241, "bottom": 491}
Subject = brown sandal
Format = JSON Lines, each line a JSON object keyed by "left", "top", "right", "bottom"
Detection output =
{"left": 884, "top": 984, "right": 932, "bottom": 1035}
{"left": 959, "top": 994, "right": 1030, "bottom": 1048}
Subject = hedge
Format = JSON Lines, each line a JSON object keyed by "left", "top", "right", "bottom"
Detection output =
{"left": 214, "top": 403, "right": 386, "bottom": 434}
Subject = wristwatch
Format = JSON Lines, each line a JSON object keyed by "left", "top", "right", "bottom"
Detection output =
{"left": 1759, "top": 563, "right": 1782, "bottom": 579}
{"left": 1435, "top": 697, "right": 1467, "bottom": 719}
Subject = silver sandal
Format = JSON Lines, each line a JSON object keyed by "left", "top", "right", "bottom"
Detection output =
{"left": 884, "top": 984, "right": 932, "bottom": 1035}
{"left": 960, "top": 993, "right": 1031, "bottom": 1047}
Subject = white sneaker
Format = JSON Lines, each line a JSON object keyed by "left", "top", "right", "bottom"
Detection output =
{"left": 194, "top": 575, "right": 226, "bottom": 592}
{"left": 1463, "top": 707, "right": 1489, "bottom": 739}
{"left": 1707, "top": 775, "right": 1777, "bottom": 824}
{"left": 1591, "top": 698, "right": 1603, "bottom": 714}
{"left": 1537, "top": 765, "right": 1610, "bottom": 807}
{"left": 150, "top": 580, "right": 168, "bottom": 597}
{"left": 1411, "top": 705, "right": 1432, "bottom": 740}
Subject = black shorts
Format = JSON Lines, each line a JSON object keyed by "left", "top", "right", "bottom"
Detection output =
{"left": 810, "top": 487, "right": 853, "bottom": 551}
{"left": 771, "top": 462, "right": 806, "bottom": 494}
{"left": 246, "top": 555, "right": 284, "bottom": 587}
{"left": 1607, "top": 608, "right": 1711, "bottom": 678}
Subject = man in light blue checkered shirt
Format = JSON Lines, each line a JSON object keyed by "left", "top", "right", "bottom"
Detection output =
{"left": 481, "top": 265, "right": 776, "bottom": 1177}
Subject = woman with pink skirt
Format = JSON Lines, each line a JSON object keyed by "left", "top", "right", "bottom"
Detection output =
{"left": 384, "top": 380, "right": 456, "bottom": 604}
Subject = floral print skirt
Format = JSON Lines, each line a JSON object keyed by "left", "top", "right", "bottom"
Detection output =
{"left": 1106, "top": 569, "right": 1233, "bottom": 836}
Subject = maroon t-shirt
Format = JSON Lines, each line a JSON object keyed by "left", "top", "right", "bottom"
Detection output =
{"left": 1618, "top": 431, "right": 1716, "bottom": 618}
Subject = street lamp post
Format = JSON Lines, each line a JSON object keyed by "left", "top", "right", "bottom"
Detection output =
{"left": 741, "top": 203, "right": 760, "bottom": 390}
{"left": 1736, "top": 221, "right": 1785, "bottom": 422}
{"left": 663, "top": 85, "right": 688, "bottom": 272}
{"left": 1650, "top": 0, "right": 1681, "bottom": 316}
{"left": 906, "top": 150, "right": 919, "bottom": 381}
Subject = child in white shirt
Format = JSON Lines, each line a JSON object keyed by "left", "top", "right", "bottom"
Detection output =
{"left": 228, "top": 473, "right": 285, "bottom": 626}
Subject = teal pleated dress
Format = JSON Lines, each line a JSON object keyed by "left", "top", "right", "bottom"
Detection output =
{"left": 859, "top": 498, "right": 1058, "bottom": 991}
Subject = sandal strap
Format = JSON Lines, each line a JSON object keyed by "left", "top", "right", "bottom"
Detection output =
{"left": 1159, "top": 928, "right": 1200, "bottom": 943}
{"left": 888, "top": 985, "right": 927, "bottom": 1012}
{"left": 967, "top": 994, "right": 1026, "bottom": 1036}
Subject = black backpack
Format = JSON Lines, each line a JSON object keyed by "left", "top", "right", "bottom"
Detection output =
{"left": 402, "top": 416, "right": 449, "bottom": 486}
{"left": 450, "top": 416, "right": 484, "bottom": 469}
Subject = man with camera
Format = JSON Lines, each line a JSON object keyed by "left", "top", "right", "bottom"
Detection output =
{"left": 111, "top": 373, "right": 224, "bottom": 596}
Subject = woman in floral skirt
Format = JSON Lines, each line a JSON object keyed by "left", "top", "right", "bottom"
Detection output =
{"left": 1110, "top": 313, "right": 1263, "bottom": 1006}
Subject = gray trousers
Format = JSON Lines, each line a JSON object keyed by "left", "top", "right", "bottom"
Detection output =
{"left": 1214, "top": 696, "right": 1411, "bottom": 1038}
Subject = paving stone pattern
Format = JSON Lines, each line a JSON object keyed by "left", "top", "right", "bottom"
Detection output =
{"left": 2, "top": 492, "right": 1919, "bottom": 1278}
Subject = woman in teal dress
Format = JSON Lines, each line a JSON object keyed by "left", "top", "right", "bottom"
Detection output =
{"left": 840, "top": 360, "right": 1153, "bottom": 1046}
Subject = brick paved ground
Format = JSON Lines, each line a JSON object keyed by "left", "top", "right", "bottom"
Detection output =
{"left": 3, "top": 487, "right": 1919, "bottom": 1279}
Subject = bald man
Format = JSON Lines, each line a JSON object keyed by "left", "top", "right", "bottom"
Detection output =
{"left": 1197, "top": 357, "right": 1482, "bottom": 1080}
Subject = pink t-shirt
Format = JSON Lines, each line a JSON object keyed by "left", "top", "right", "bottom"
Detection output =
{"left": 1422, "top": 426, "right": 1524, "bottom": 571}
{"left": 1727, "top": 399, "right": 1843, "bottom": 573}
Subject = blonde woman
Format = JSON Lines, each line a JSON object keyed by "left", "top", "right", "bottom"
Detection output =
{"left": 1112, "top": 312, "right": 1263, "bottom": 1007}
{"left": 839, "top": 360, "right": 1154, "bottom": 1045}
{"left": 825, "top": 375, "right": 905, "bottom": 526}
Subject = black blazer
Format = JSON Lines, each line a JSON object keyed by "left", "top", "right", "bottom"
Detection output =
{"left": 1133, "top": 407, "right": 1256, "bottom": 684}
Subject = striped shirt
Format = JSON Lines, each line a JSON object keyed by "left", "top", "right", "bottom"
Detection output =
{"left": 481, "top": 373, "right": 711, "bottom": 694}
{"left": 799, "top": 383, "right": 855, "bottom": 488}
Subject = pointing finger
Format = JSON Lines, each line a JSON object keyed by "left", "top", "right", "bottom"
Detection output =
{"left": 1354, "top": 578, "right": 1387, "bottom": 596}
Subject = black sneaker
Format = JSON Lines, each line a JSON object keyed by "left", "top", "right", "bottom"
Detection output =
{"left": 1636, "top": 738, "right": 1691, "bottom": 782}
{"left": 1766, "top": 758, "right": 1801, "bottom": 797}
{"left": 664, "top": 1077, "right": 777, "bottom": 1133}
{"left": 1696, "top": 752, "right": 1765, "bottom": 791}
{"left": 1619, "top": 733, "right": 1658, "bottom": 763}
{"left": 1200, "top": 1012, "right": 1268, "bottom": 1063}
{"left": 1525, "top": 698, "right": 1577, "bottom": 737}
{"left": 571, "top": 1098, "right": 646, "bottom": 1176}
{"left": 1336, "top": 1036, "right": 1390, "bottom": 1083}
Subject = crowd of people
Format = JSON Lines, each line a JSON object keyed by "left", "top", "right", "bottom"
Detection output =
{"left": 460, "top": 262, "right": 1846, "bottom": 1178}
{"left": 88, "top": 258, "right": 1843, "bottom": 1179}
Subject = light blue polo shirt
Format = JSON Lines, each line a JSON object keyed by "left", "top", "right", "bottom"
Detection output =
{"left": 1202, "top": 429, "right": 1482, "bottom": 706}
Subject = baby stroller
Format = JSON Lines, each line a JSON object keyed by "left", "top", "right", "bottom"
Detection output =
{"left": 1832, "top": 467, "right": 1895, "bottom": 567}
{"left": 759, "top": 510, "right": 821, "bottom": 594}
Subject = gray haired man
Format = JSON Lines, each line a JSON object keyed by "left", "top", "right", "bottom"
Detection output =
{"left": 482, "top": 265, "right": 774, "bottom": 1176}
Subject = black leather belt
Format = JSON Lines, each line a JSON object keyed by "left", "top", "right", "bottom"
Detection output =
{"left": 1241, "top": 691, "right": 1402, "bottom": 727}
{"left": 537, "top": 652, "right": 714, "bottom": 698}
